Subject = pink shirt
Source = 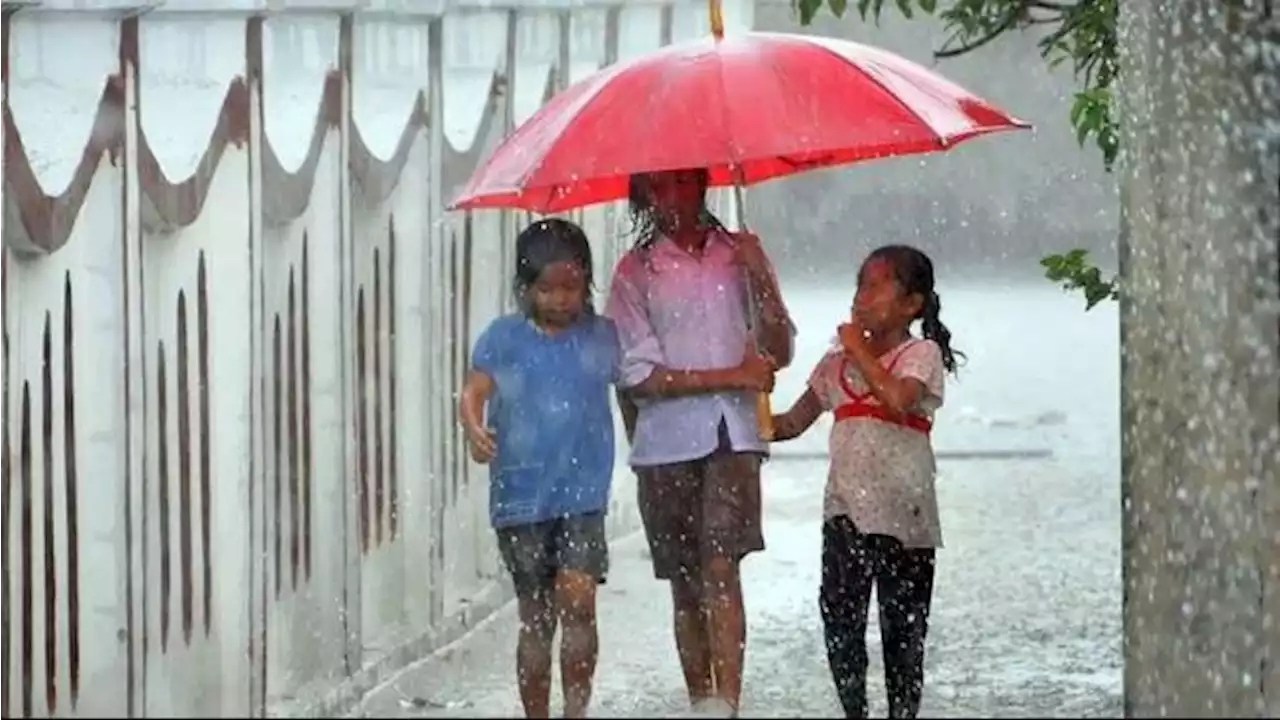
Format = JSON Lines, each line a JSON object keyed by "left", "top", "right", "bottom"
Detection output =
{"left": 606, "top": 230, "right": 788, "bottom": 467}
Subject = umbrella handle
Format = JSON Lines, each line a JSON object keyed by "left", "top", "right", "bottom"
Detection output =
{"left": 755, "top": 390, "right": 775, "bottom": 442}
{"left": 709, "top": 0, "right": 769, "bottom": 440}
{"left": 732, "top": 182, "right": 776, "bottom": 443}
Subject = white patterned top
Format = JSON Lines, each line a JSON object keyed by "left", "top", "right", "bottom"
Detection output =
{"left": 807, "top": 337, "right": 946, "bottom": 548}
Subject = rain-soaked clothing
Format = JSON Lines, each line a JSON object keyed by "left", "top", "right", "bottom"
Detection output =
{"left": 806, "top": 337, "right": 946, "bottom": 548}
{"left": 495, "top": 511, "right": 609, "bottom": 594}
{"left": 606, "top": 229, "right": 769, "bottom": 466}
{"left": 606, "top": 228, "right": 784, "bottom": 576}
{"left": 805, "top": 335, "right": 946, "bottom": 719}
{"left": 471, "top": 312, "right": 620, "bottom": 528}
{"left": 634, "top": 422, "right": 764, "bottom": 580}
{"left": 821, "top": 515, "right": 935, "bottom": 718}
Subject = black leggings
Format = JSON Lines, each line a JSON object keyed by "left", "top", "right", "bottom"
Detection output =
{"left": 819, "top": 516, "right": 936, "bottom": 719}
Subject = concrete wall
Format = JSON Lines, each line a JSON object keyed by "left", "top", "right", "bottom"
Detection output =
{"left": 1116, "top": 1, "right": 1279, "bottom": 716}
{"left": 0, "top": 0, "right": 751, "bottom": 716}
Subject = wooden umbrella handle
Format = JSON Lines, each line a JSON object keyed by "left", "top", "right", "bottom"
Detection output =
{"left": 727, "top": 181, "right": 776, "bottom": 444}
{"left": 756, "top": 391, "right": 775, "bottom": 441}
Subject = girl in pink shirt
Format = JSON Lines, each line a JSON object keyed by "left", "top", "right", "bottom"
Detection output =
{"left": 771, "top": 245, "right": 962, "bottom": 719}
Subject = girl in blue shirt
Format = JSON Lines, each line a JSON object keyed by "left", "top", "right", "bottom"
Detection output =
{"left": 460, "top": 218, "right": 620, "bottom": 719}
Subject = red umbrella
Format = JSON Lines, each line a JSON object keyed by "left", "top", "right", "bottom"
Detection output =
{"left": 451, "top": 8, "right": 1031, "bottom": 440}
{"left": 450, "top": 26, "right": 1031, "bottom": 213}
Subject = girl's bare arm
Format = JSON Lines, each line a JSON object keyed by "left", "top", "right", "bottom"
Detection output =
{"left": 771, "top": 388, "right": 825, "bottom": 442}
{"left": 459, "top": 370, "right": 498, "bottom": 461}
{"left": 617, "top": 389, "right": 639, "bottom": 444}
{"left": 748, "top": 269, "right": 794, "bottom": 369}
{"left": 459, "top": 370, "right": 494, "bottom": 429}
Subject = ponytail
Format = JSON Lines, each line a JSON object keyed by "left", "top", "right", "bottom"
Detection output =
{"left": 920, "top": 290, "right": 962, "bottom": 374}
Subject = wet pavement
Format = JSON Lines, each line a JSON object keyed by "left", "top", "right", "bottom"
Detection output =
{"left": 353, "top": 453, "right": 1124, "bottom": 719}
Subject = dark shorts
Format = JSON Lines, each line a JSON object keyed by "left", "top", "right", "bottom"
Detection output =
{"left": 635, "top": 424, "right": 765, "bottom": 581}
{"left": 494, "top": 511, "right": 609, "bottom": 597}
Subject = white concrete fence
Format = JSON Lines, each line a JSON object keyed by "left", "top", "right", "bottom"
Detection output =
{"left": 0, "top": 0, "right": 751, "bottom": 716}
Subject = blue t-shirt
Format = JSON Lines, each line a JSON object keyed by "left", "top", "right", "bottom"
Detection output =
{"left": 471, "top": 313, "right": 620, "bottom": 528}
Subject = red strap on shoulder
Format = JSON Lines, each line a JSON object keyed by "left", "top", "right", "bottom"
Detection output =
{"left": 832, "top": 340, "right": 931, "bottom": 434}
{"left": 835, "top": 339, "right": 920, "bottom": 401}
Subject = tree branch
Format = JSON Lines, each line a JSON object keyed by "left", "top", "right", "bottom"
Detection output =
{"left": 935, "top": 9, "right": 1021, "bottom": 58}
{"left": 934, "top": 0, "right": 1074, "bottom": 59}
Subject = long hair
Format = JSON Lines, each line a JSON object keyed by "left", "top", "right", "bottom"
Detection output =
{"left": 865, "top": 244, "right": 964, "bottom": 374}
{"left": 512, "top": 217, "right": 595, "bottom": 315}
{"left": 627, "top": 169, "right": 727, "bottom": 253}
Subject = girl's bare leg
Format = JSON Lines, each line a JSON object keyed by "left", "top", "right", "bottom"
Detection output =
{"left": 671, "top": 569, "right": 715, "bottom": 705}
{"left": 704, "top": 554, "right": 746, "bottom": 715}
{"left": 555, "top": 569, "right": 600, "bottom": 718}
{"left": 516, "top": 590, "right": 558, "bottom": 718}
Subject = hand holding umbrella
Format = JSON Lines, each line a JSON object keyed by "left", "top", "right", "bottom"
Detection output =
{"left": 736, "top": 340, "right": 778, "bottom": 395}
{"left": 732, "top": 228, "right": 789, "bottom": 439}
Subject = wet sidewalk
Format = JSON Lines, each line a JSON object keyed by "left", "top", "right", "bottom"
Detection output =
{"left": 354, "top": 456, "right": 1124, "bottom": 718}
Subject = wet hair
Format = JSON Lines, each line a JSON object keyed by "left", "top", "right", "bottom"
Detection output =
{"left": 864, "top": 244, "right": 964, "bottom": 374}
{"left": 512, "top": 217, "right": 595, "bottom": 316}
{"left": 627, "top": 168, "right": 727, "bottom": 252}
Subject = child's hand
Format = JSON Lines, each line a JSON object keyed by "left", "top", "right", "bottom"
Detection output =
{"left": 465, "top": 423, "right": 497, "bottom": 464}
{"left": 735, "top": 341, "right": 777, "bottom": 392}
{"left": 838, "top": 321, "right": 871, "bottom": 358}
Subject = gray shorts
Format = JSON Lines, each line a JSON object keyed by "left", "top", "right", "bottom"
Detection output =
{"left": 494, "top": 511, "right": 609, "bottom": 597}
{"left": 635, "top": 424, "right": 765, "bottom": 581}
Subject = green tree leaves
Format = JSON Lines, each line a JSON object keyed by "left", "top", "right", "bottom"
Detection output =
{"left": 1041, "top": 248, "right": 1119, "bottom": 310}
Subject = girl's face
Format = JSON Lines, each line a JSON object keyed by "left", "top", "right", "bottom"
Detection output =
{"left": 643, "top": 170, "right": 706, "bottom": 225}
{"left": 531, "top": 260, "right": 587, "bottom": 329}
{"left": 852, "top": 257, "right": 922, "bottom": 336}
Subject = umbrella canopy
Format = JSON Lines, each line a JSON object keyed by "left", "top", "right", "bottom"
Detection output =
{"left": 450, "top": 31, "right": 1031, "bottom": 214}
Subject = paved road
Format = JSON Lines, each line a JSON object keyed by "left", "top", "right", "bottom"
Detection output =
{"left": 354, "top": 454, "right": 1124, "bottom": 718}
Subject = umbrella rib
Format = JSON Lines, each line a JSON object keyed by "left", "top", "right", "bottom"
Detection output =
{"left": 713, "top": 46, "right": 743, "bottom": 175}
{"left": 512, "top": 43, "right": 701, "bottom": 199}
{"left": 508, "top": 59, "right": 638, "bottom": 194}
{"left": 799, "top": 38, "right": 951, "bottom": 146}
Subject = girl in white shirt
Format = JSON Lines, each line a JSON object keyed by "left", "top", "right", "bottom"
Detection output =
{"left": 771, "top": 244, "right": 962, "bottom": 719}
